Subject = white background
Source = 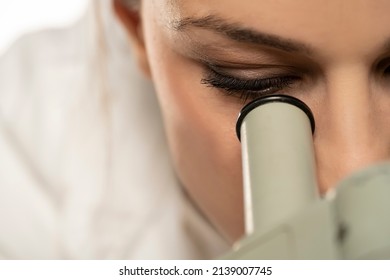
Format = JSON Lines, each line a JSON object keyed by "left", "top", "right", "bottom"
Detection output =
{"left": 0, "top": 0, "right": 89, "bottom": 55}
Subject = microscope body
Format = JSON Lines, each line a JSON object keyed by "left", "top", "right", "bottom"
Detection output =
{"left": 224, "top": 96, "right": 390, "bottom": 259}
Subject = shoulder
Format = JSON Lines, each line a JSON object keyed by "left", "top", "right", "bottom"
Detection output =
{"left": 0, "top": 20, "right": 93, "bottom": 172}
{"left": 0, "top": 18, "right": 100, "bottom": 259}
{"left": 0, "top": 20, "right": 88, "bottom": 115}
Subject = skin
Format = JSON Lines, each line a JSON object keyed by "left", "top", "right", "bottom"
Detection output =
{"left": 114, "top": 0, "right": 390, "bottom": 243}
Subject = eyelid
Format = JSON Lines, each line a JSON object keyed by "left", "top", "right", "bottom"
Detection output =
{"left": 205, "top": 62, "right": 302, "bottom": 80}
{"left": 205, "top": 64, "right": 301, "bottom": 85}
{"left": 201, "top": 65, "right": 300, "bottom": 102}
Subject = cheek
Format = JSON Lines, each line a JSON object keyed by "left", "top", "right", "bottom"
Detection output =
{"left": 141, "top": 13, "right": 243, "bottom": 179}
{"left": 149, "top": 43, "right": 242, "bottom": 183}
{"left": 144, "top": 25, "right": 245, "bottom": 239}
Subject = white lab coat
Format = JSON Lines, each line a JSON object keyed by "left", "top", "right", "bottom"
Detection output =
{"left": 0, "top": 0, "right": 228, "bottom": 259}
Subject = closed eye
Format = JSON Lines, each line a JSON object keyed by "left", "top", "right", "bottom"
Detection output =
{"left": 201, "top": 67, "right": 300, "bottom": 102}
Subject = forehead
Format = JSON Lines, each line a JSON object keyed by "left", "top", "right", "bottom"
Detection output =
{"left": 163, "top": 0, "right": 389, "bottom": 28}
{"left": 153, "top": 0, "right": 390, "bottom": 60}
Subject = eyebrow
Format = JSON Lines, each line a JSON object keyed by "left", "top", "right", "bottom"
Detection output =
{"left": 171, "top": 15, "right": 313, "bottom": 54}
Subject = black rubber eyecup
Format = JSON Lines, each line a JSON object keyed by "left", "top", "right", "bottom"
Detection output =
{"left": 236, "top": 94, "right": 315, "bottom": 141}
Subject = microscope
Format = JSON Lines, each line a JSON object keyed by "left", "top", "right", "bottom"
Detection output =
{"left": 224, "top": 95, "right": 390, "bottom": 259}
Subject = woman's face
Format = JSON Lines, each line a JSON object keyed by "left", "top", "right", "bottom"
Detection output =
{"left": 118, "top": 0, "right": 390, "bottom": 242}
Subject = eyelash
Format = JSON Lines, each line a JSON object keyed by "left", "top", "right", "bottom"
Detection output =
{"left": 201, "top": 67, "right": 299, "bottom": 102}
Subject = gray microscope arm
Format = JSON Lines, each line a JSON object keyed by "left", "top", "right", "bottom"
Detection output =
{"left": 223, "top": 95, "right": 390, "bottom": 259}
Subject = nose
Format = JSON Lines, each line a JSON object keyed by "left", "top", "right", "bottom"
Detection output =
{"left": 313, "top": 67, "right": 390, "bottom": 193}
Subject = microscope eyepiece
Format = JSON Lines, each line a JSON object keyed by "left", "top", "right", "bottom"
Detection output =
{"left": 236, "top": 94, "right": 315, "bottom": 141}
{"left": 236, "top": 93, "right": 318, "bottom": 236}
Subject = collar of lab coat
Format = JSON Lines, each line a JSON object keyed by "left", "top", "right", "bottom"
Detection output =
{"left": 0, "top": 0, "right": 228, "bottom": 259}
